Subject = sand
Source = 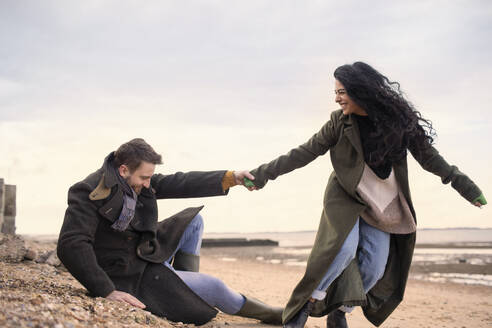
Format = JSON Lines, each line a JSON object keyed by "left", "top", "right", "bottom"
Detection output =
{"left": 200, "top": 247, "right": 492, "bottom": 328}
{"left": 1, "top": 238, "right": 491, "bottom": 328}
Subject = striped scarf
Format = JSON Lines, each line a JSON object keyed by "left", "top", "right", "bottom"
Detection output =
{"left": 111, "top": 166, "right": 138, "bottom": 231}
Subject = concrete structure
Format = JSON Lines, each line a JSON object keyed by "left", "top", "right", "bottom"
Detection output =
{"left": 0, "top": 178, "right": 16, "bottom": 235}
{"left": 202, "top": 238, "right": 278, "bottom": 247}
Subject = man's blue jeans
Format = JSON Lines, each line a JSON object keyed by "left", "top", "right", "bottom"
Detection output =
{"left": 164, "top": 214, "right": 245, "bottom": 314}
{"left": 311, "top": 218, "right": 390, "bottom": 304}
{"left": 165, "top": 213, "right": 204, "bottom": 262}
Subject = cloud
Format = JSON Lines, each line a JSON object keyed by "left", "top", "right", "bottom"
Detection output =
{"left": 1, "top": 1, "right": 490, "bottom": 233}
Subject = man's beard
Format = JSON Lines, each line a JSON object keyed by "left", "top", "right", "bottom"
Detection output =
{"left": 125, "top": 177, "right": 143, "bottom": 195}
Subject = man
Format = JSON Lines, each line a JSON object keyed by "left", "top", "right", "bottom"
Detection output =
{"left": 57, "top": 138, "right": 282, "bottom": 325}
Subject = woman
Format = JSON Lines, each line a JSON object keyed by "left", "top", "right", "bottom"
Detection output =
{"left": 246, "top": 62, "right": 487, "bottom": 328}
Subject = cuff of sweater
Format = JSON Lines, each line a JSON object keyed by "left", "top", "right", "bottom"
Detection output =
{"left": 221, "top": 171, "right": 237, "bottom": 191}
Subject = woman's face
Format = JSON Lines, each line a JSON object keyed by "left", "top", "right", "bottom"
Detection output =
{"left": 334, "top": 80, "right": 367, "bottom": 116}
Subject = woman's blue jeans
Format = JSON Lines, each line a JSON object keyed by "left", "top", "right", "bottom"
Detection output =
{"left": 164, "top": 214, "right": 245, "bottom": 314}
{"left": 311, "top": 218, "right": 390, "bottom": 305}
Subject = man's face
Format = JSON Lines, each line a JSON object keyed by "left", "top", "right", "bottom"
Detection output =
{"left": 118, "top": 161, "right": 156, "bottom": 194}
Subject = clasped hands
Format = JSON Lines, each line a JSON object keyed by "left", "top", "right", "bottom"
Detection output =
{"left": 233, "top": 170, "right": 257, "bottom": 191}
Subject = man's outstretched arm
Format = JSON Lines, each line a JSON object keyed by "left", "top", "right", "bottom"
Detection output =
{"left": 151, "top": 170, "right": 254, "bottom": 199}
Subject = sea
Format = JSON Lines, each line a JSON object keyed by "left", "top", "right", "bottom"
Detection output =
{"left": 204, "top": 228, "right": 492, "bottom": 287}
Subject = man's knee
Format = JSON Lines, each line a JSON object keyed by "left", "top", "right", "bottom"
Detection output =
{"left": 191, "top": 213, "right": 204, "bottom": 230}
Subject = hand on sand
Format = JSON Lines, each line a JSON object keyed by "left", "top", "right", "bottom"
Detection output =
{"left": 106, "top": 290, "right": 146, "bottom": 309}
{"left": 233, "top": 171, "right": 257, "bottom": 190}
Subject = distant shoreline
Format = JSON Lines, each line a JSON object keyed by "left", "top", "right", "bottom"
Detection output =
{"left": 20, "top": 227, "right": 492, "bottom": 238}
{"left": 205, "top": 227, "right": 492, "bottom": 234}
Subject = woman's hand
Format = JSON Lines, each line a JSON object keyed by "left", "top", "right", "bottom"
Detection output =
{"left": 473, "top": 194, "right": 487, "bottom": 208}
{"left": 106, "top": 290, "right": 146, "bottom": 309}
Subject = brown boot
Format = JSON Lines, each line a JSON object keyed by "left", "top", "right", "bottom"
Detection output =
{"left": 235, "top": 296, "right": 283, "bottom": 325}
{"left": 326, "top": 309, "right": 348, "bottom": 328}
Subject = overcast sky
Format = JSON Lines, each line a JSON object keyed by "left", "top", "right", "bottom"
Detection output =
{"left": 1, "top": 0, "right": 491, "bottom": 235}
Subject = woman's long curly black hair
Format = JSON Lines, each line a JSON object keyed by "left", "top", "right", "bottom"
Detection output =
{"left": 334, "top": 62, "right": 436, "bottom": 166}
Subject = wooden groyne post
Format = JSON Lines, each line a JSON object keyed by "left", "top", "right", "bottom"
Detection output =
{"left": 0, "top": 178, "right": 16, "bottom": 235}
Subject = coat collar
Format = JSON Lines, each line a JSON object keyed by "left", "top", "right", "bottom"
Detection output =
{"left": 102, "top": 152, "right": 119, "bottom": 188}
{"left": 90, "top": 152, "right": 158, "bottom": 231}
{"left": 342, "top": 113, "right": 363, "bottom": 155}
{"left": 89, "top": 152, "right": 119, "bottom": 201}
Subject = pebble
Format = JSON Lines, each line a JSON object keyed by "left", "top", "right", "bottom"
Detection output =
{"left": 0, "top": 235, "right": 242, "bottom": 328}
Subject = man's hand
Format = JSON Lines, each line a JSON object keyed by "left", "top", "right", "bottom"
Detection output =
{"left": 233, "top": 170, "right": 257, "bottom": 190}
{"left": 106, "top": 290, "right": 146, "bottom": 309}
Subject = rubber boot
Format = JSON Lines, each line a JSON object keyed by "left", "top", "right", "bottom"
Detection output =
{"left": 235, "top": 295, "right": 283, "bottom": 325}
{"left": 172, "top": 250, "right": 200, "bottom": 272}
{"left": 326, "top": 309, "right": 348, "bottom": 328}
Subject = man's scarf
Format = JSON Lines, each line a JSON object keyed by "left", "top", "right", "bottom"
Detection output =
{"left": 111, "top": 166, "right": 137, "bottom": 231}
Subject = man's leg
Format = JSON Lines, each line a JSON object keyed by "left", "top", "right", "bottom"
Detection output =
{"left": 166, "top": 213, "right": 204, "bottom": 271}
{"left": 175, "top": 213, "right": 204, "bottom": 255}
{"left": 174, "top": 270, "right": 245, "bottom": 314}
{"left": 173, "top": 269, "right": 282, "bottom": 324}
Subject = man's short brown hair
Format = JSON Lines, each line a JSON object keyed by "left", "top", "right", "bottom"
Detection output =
{"left": 113, "top": 138, "right": 162, "bottom": 172}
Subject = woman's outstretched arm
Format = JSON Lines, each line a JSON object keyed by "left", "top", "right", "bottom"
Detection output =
{"left": 409, "top": 143, "right": 485, "bottom": 207}
{"left": 249, "top": 110, "right": 342, "bottom": 189}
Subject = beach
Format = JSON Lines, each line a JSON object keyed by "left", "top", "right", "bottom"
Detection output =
{"left": 200, "top": 246, "right": 492, "bottom": 327}
{"left": 1, "top": 236, "right": 491, "bottom": 328}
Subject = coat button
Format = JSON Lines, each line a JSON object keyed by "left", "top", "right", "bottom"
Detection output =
{"left": 154, "top": 275, "right": 159, "bottom": 280}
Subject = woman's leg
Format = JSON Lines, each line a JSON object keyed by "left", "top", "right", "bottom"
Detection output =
{"left": 335, "top": 219, "right": 390, "bottom": 318}
{"left": 284, "top": 220, "right": 360, "bottom": 327}
{"left": 174, "top": 269, "right": 246, "bottom": 314}
{"left": 357, "top": 219, "right": 390, "bottom": 292}
{"left": 311, "top": 219, "right": 360, "bottom": 300}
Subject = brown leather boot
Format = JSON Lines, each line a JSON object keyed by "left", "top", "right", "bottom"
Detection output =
{"left": 326, "top": 309, "right": 348, "bottom": 328}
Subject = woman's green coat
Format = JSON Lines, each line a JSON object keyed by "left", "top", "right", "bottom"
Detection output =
{"left": 250, "top": 109, "right": 482, "bottom": 326}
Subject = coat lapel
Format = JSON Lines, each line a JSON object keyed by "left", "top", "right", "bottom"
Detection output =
{"left": 98, "top": 187, "right": 123, "bottom": 223}
{"left": 343, "top": 114, "right": 364, "bottom": 155}
{"left": 338, "top": 114, "right": 365, "bottom": 197}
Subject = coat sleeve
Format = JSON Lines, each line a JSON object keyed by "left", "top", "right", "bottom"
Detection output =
{"left": 409, "top": 144, "right": 482, "bottom": 202}
{"left": 57, "top": 182, "right": 116, "bottom": 297}
{"left": 250, "top": 112, "right": 340, "bottom": 189}
{"left": 151, "top": 170, "right": 229, "bottom": 199}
